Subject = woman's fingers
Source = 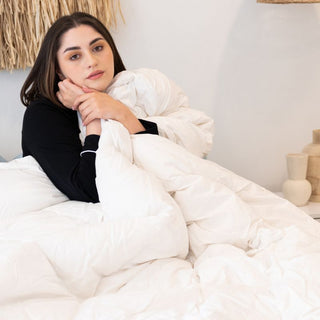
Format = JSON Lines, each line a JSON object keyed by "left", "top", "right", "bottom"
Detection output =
{"left": 82, "top": 86, "right": 95, "bottom": 93}
{"left": 57, "top": 79, "right": 84, "bottom": 109}
{"left": 83, "top": 112, "right": 96, "bottom": 126}
{"left": 76, "top": 91, "right": 125, "bottom": 125}
{"left": 63, "top": 79, "right": 83, "bottom": 93}
{"left": 78, "top": 98, "right": 103, "bottom": 125}
{"left": 73, "top": 93, "right": 92, "bottom": 110}
{"left": 56, "top": 90, "right": 63, "bottom": 102}
{"left": 78, "top": 99, "right": 97, "bottom": 125}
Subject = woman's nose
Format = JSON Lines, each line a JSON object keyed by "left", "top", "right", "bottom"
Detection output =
{"left": 85, "top": 52, "right": 97, "bottom": 68}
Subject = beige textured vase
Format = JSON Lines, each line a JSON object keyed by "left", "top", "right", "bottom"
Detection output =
{"left": 282, "top": 153, "right": 312, "bottom": 207}
{"left": 302, "top": 129, "right": 320, "bottom": 202}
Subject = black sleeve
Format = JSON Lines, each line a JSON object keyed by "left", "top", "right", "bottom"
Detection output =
{"left": 136, "top": 119, "right": 159, "bottom": 135}
{"left": 22, "top": 101, "right": 99, "bottom": 203}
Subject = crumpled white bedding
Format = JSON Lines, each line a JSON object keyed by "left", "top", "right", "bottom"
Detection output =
{"left": 1, "top": 69, "right": 320, "bottom": 320}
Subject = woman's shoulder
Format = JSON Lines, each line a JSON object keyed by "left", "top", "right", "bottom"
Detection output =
{"left": 23, "top": 96, "right": 78, "bottom": 132}
{"left": 22, "top": 96, "right": 79, "bottom": 139}
{"left": 28, "top": 96, "right": 59, "bottom": 111}
{"left": 25, "top": 96, "right": 74, "bottom": 118}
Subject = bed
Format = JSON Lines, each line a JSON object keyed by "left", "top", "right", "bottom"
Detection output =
{"left": 1, "top": 69, "right": 320, "bottom": 320}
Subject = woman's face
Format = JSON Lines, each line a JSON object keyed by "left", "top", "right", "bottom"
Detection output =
{"left": 56, "top": 25, "right": 114, "bottom": 92}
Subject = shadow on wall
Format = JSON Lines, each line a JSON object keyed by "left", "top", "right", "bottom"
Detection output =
{"left": 212, "top": 0, "right": 320, "bottom": 191}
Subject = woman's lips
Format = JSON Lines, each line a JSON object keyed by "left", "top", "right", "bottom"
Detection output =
{"left": 87, "top": 71, "right": 104, "bottom": 80}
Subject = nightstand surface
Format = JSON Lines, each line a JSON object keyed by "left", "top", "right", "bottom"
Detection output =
{"left": 300, "top": 201, "right": 320, "bottom": 219}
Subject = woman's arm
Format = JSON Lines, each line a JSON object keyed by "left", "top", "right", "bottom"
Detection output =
{"left": 22, "top": 98, "right": 100, "bottom": 203}
{"left": 73, "top": 89, "right": 146, "bottom": 134}
{"left": 86, "top": 118, "right": 101, "bottom": 135}
{"left": 57, "top": 79, "right": 155, "bottom": 134}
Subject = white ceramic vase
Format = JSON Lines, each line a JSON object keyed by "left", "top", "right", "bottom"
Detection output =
{"left": 282, "top": 153, "right": 312, "bottom": 207}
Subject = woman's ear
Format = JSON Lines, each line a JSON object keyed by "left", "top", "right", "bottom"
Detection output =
{"left": 57, "top": 71, "right": 66, "bottom": 81}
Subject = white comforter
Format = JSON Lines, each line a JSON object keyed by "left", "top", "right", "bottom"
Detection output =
{"left": 1, "top": 69, "right": 320, "bottom": 320}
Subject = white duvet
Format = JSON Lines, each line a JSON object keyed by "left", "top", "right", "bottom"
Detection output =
{"left": 1, "top": 69, "right": 320, "bottom": 320}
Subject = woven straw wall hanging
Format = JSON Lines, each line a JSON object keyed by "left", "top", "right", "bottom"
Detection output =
{"left": 0, "top": 0, "right": 122, "bottom": 71}
{"left": 258, "top": 0, "right": 320, "bottom": 3}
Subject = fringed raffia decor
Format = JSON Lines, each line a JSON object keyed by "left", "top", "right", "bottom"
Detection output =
{"left": 258, "top": 0, "right": 320, "bottom": 3}
{"left": 0, "top": 0, "right": 123, "bottom": 71}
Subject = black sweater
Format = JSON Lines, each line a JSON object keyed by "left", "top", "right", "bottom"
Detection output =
{"left": 22, "top": 97, "right": 158, "bottom": 203}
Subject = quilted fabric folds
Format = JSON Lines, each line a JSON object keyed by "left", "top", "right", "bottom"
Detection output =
{"left": 1, "top": 69, "right": 320, "bottom": 320}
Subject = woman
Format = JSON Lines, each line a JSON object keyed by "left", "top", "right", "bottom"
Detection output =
{"left": 20, "top": 12, "right": 158, "bottom": 203}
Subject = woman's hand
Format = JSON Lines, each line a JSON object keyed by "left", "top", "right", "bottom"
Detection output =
{"left": 56, "top": 79, "right": 84, "bottom": 109}
{"left": 74, "top": 89, "right": 123, "bottom": 124}
{"left": 74, "top": 88, "right": 146, "bottom": 134}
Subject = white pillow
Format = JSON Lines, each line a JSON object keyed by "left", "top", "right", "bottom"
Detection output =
{"left": 0, "top": 156, "right": 68, "bottom": 219}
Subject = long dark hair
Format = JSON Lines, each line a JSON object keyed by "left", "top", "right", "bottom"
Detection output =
{"left": 20, "top": 12, "right": 125, "bottom": 107}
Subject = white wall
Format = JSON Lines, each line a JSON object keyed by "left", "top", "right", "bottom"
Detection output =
{"left": 1, "top": 0, "right": 320, "bottom": 192}
{"left": 0, "top": 69, "right": 27, "bottom": 160}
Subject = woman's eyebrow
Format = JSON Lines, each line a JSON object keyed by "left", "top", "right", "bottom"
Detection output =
{"left": 89, "top": 37, "right": 104, "bottom": 46}
{"left": 63, "top": 37, "right": 104, "bottom": 53}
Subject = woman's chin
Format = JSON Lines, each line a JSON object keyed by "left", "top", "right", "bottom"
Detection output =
{"left": 83, "top": 82, "right": 108, "bottom": 92}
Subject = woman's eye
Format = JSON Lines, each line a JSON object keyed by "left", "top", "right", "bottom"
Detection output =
{"left": 93, "top": 45, "right": 103, "bottom": 52}
{"left": 70, "top": 54, "right": 80, "bottom": 61}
